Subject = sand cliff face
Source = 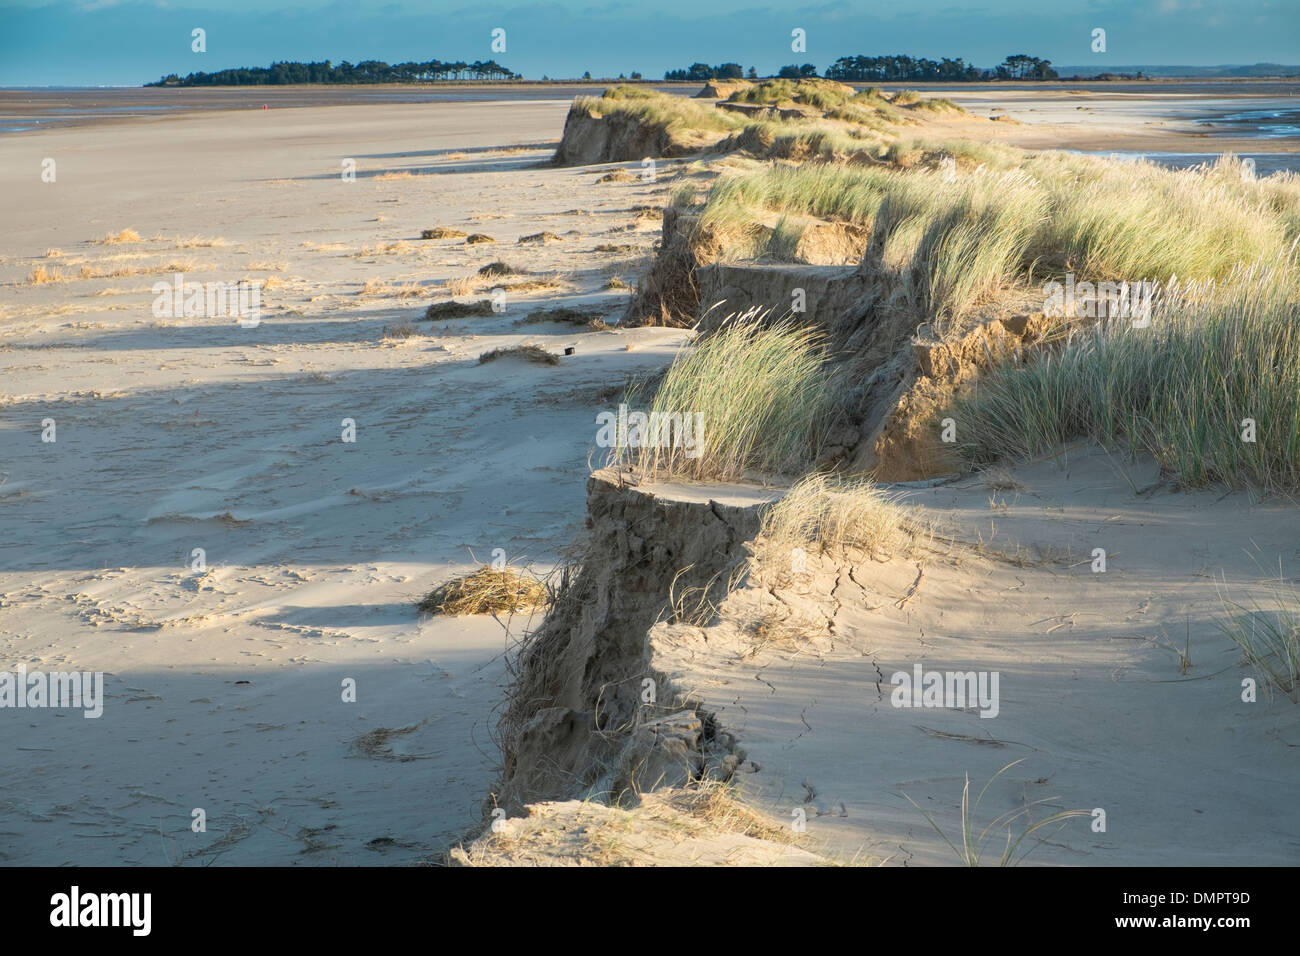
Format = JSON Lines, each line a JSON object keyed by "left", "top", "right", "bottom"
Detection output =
{"left": 492, "top": 470, "right": 773, "bottom": 816}
{"left": 551, "top": 102, "right": 708, "bottom": 166}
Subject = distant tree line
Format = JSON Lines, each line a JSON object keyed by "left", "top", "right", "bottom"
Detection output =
{"left": 822, "top": 53, "right": 1057, "bottom": 81}
{"left": 146, "top": 59, "right": 519, "bottom": 87}
{"left": 663, "top": 63, "right": 759, "bottom": 81}
{"left": 664, "top": 54, "right": 1059, "bottom": 82}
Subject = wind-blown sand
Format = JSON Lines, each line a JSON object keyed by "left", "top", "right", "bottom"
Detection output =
{"left": 3, "top": 92, "right": 1298, "bottom": 866}
{"left": 0, "top": 101, "right": 687, "bottom": 864}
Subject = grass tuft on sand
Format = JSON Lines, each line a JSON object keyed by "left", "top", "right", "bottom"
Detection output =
{"left": 417, "top": 566, "right": 548, "bottom": 616}
{"left": 96, "top": 228, "right": 142, "bottom": 244}
{"left": 28, "top": 264, "right": 65, "bottom": 284}
{"left": 425, "top": 299, "right": 495, "bottom": 320}
{"left": 761, "top": 473, "right": 903, "bottom": 561}
{"left": 614, "top": 313, "right": 837, "bottom": 481}
{"left": 478, "top": 261, "right": 524, "bottom": 277}
{"left": 478, "top": 344, "right": 559, "bottom": 365}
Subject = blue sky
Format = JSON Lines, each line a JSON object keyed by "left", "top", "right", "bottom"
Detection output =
{"left": 1, "top": 0, "right": 1296, "bottom": 86}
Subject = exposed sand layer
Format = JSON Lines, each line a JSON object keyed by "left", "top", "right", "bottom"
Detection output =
{"left": 482, "top": 453, "right": 1300, "bottom": 866}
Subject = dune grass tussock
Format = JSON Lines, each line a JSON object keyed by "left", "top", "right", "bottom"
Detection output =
{"left": 911, "top": 96, "right": 964, "bottom": 113}
{"left": 28, "top": 265, "right": 65, "bottom": 284}
{"left": 1217, "top": 578, "right": 1300, "bottom": 701}
{"left": 731, "top": 120, "right": 887, "bottom": 164}
{"left": 950, "top": 262, "right": 1300, "bottom": 491}
{"left": 478, "top": 344, "right": 559, "bottom": 365}
{"left": 580, "top": 86, "right": 747, "bottom": 135}
{"left": 698, "top": 153, "right": 1300, "bottom": 326}
{"left": 761, "top": 473, "right": 903, "bottom": 560}
{"left": 728, "top": 78, "right": 854, "bottom": 111}
{"left": 882, "top": 137, "right": 1023, "bottom": 171}
{"left": 425, "top": 299, "right": 495, "bottom": 320}
{"left": 477, "top": 261, "right": 524, "bottom": 277}
{"left": 417, "top": 566, "right": 549, "bottom": 616}
{"left": 612, "top": 313, "right": 837, "bottom": 481}
{"left": 97, "top": 228, "right": 141, "bottom": 244}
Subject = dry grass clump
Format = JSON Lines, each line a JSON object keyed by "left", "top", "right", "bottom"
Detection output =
{"left": 657, "top": 782, "right": 794, "bottom": 843}
{"left": 424, "top": 299, "right": 495, "bottom": 320}
{"left": 761, "top": 473, "right": 904, "bottom": 561}
{"left": 28, "top": 264, "right": 65, "bottom": 284}
{"left": 465, "top": 234, "right": 497, "bottom": 244}
{"left": 44, "top": 248, "right": 65, "bottom": 258}
{"left": 374, "top": 170, "right": 419, "bottom": 181}
{"left": 421, "top": 227, "right": 468, "bottom": 239}
{"left": 356, "top": 240, "right": 416, "bottom": 257}
{"left": 74, "top": 259, "right": 197, "bottom": 280}
{"left": 596, "top": 169, "right": 638, "bottom": 184}
{"left": 478, "top": 261, "right": 524, "bottom": 277}
{"left": 506, "top": 275, "right": 570, "bottom": 293}
{"left": 359, "top": 278, "right": 424, "bottom": 298}
{"left": 246, "top": 260, "right": 287, "bottom": 271}
{"left": 442, "top": 273, "right": 494, "bottom": 296}
{"left": 478, "top": 344, "right": 560, "bottom": 365}
{"left": 96, "top": 228, "right": 141, "bottom": 244}
{"left": 417, "top": 566, "right": 549, "bottom": 616}
{"left": 173, "top": 235, "right": 228, "bottom": 248}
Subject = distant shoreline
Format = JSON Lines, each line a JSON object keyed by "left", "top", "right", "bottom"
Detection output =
{"left": 3, "top": 81, "right": 1299, "bottom": 152}
{"left": 5, "top": 75, "right": 1300, "bottom": 93}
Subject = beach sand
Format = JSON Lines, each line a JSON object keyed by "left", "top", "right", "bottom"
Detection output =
{"left": 0, "top": 100, "right": 688, "bottom": 864}
{"left": 3, "top": 92, "right": 1298, "bottom": 866}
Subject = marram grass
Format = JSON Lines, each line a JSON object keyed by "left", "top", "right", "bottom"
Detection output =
{"left": 950, "top": 262, "right": 1300, "bottom": 491}
{"left": 612, "top": 313, "right": 837, "bottom": 481}
{"left": 697, "top": 153, "right": 1300, "bottom": 326}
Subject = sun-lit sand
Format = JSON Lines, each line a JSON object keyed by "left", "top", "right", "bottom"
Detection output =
{"left": 0, "top": 100, "right": 688, "bottom": 864}
{"left": 3, "top": 89, "right": 1298, "bottom": 866}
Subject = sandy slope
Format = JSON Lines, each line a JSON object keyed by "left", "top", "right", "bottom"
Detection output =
{"left": 645, "top": 449, "right": 1300, "bottom": 866}
{"left": 0, "top": 101, "right": 690, "bottom": 864}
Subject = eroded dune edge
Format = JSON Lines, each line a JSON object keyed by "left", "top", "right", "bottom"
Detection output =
{"left": 452, "top": 83, "right": 1300, "bottom": 866}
